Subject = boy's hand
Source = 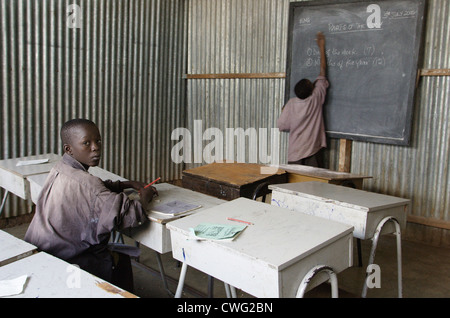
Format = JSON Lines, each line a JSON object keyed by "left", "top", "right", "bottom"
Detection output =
{"left": 139, "top": 185, "right": 158, "bottom": 205}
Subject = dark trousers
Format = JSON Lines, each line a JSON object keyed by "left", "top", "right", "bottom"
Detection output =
{"left": 288, "top": 148, "right": 324, "bottom": 168}
{"left": 68, "top": 249, "right": 134, "bottom": 293}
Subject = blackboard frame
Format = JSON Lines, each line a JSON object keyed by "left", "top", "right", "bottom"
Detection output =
{"left": 285, "top": 0, "right": 427, "bottom": 145}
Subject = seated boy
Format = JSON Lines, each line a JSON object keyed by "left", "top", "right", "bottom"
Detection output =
{"left": 25, "top": 118, "right": 157, "bottom": 291}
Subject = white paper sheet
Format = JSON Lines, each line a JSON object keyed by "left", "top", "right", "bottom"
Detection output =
{"left": 0, "top": 275, "right": 28, "bottom": 297}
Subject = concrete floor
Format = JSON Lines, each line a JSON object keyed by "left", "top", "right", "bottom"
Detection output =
{"left": 3, "top": 222, "right": 450, "bottom": 298}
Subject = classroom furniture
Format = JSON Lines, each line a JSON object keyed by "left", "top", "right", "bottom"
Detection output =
{"left": 269, "top": 181, "right": 410, "bottom": 298}
{"left": 126, "top": 183, "right": 225, "bottom": 254}
{"left": 0, "top": 153, "right": 61, "bottom": 215}
{"left": 167, "top": 197, "right": 354, "bottom": 298}
{"left": 0, "top": 230, "right": 37, "bottom": 267}
{"left": 276, "top": 164, "right": 372, "bottom": 189}
{"left": 182, "top": 162, "right": 287, "bottom": 201}
{"left": 26, "top": 164, "right": 128, "bottom": 205}
{"left": 0, "top": 251, "right": 136, "bottom": 298}
{"left": 17, "top": 159, "right": 226, "bottom": 296}
{"left": 123, "top": 182, "right": 225, "bottom": 295}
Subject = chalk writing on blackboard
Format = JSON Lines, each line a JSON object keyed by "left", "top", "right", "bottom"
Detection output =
{"left": 302, "top": 44, "right": 385, "bottom": 71}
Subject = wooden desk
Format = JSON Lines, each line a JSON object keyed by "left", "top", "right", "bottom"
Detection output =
{"left": 182, "top": 163, "right": 287, "bottom": 201}
{"left": 0, "top": 252, "right": 136, "bottom": 298}
{"left": 275, "top": 164, "right": 372, "bottom": 189}
{"left": 0, "top": 230, "right": 37, "bottom": 267}
{"left": 167, "top": 198, "right": 354, "bottom": 298}
{"left": 0, "top": 153, "right": 61, "bottom": 214}
{"left": 269, "top": 181, "right": 410, "bottom": 297}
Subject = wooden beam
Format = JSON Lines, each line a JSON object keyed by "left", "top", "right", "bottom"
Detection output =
{"left": 185, "top": 72, "right": 286, "bottom": 79}
{"left": 420, "top": 69, "right": 450, "bottom": 76}
{"left": 338, "top": 139, "right": 352, "bottom": 173}
{"left": 407, "top": 215, "right": 450, "bottom": 230}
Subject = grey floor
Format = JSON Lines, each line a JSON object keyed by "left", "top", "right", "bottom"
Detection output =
{"left": 3, "top": 222, "right": 450, "bottom": 298}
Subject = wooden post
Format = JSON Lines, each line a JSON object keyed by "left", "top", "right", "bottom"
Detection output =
{"left": 338, "top": 139, "right": 352, "bottom": 173}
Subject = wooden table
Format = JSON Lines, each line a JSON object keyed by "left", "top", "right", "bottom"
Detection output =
{"left": 275, "top": 164, "right": 372, "bottom": 189}
{"left": 167, "top": 197, "right": 354, "bottom": 298}
{"left": 0, "top": 252, "right": 136, "bottom": 298}
{"left": 0, "top": 230, "right": 37, "bottom": 267}
{"left": 0, "top": 153, "right": 61, "bottom": 214}
{"left": 269, "top": 181, "right": 410, "bottom": 297}
{"left": 182, "top": 163, "right": 287, "bottom": 201}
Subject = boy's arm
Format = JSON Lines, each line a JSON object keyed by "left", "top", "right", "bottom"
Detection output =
{"left": 316, "top": 32, "right": 326, "bottom": 77}
{"left": 103, "top": 180, "right": 147, "bottom": 193}
{"left": 103, "top": 179, "right": 158, "bottom": 206}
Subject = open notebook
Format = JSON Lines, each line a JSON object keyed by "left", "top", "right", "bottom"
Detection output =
{"left": 151, "top": 200, "right": 202, "bottom": 216}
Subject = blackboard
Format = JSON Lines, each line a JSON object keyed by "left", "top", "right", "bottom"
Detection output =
{"left": 286, "top": 0, "right": 426, "bottom": 145}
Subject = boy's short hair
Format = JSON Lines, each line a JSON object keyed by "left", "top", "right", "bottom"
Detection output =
{"left": 294, "top": 79, "right": 314, "bottom": 99}
{"left": 60, "top": 118, "right": 96, "bottom": 145}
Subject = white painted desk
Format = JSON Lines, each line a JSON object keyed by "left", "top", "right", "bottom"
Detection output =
{"left": 269, "top": 181, "right": 410, "bottom": 297}
{"left": 0, "top": 230, "right": 37, "bottom": 267}
{"left": 125, "top": 183, "right": 226, "bottom": 254}
{"left": 0, "top": 153, "right": 61, "bottom": 214}
{"left": 0, "top": 252, "right": 136, "bottom": 298}
{"left": 167, "top": 198, "right": 354, "bottom": 298}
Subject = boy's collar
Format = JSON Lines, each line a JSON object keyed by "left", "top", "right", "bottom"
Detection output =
{"left": 62, "top": 153, "right": 88, "bottom": 172}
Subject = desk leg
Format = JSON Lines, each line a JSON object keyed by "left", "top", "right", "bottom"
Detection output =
{"left": 0, "top": 190, "right": 9, "bottom": 216}
{"left": 155, "top": 252, "right": 173, "bottom": 297}
{"left": 208, "top": 275, "right": 214, "bottom": 297}
{"left": 224, "top": 283, "right": 237, "bottom": 298}
{"left": 175, "top": 262, "right": 188, "bottom": 298}
{"left": 362, "top": 216, "right": 402, "bottom": 298}
{"left": 356, "top": 238, "right": 363, "bottom": 267}
{"left": 296, "top": 265, "right": 339, "bottom": 298}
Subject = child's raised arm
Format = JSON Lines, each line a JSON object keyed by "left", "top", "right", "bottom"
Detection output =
{"left": 316, "top": 32, "right": 327, "bottom": 77}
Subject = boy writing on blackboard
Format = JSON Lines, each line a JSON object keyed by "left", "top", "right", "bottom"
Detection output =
{"left": 277, "top": 31, "right": 329, "bottom": 167}
{"left": 25, "top": 118, "right": 157, "bottom": 292}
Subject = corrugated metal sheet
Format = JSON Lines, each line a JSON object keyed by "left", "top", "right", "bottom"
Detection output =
{"left": 185, "top": 0, "right": 450, "bottom": 231}
{"left": 186, "top": 0, "right": 290, "bottom": 168}
{"left": 0, "top": 0, "right": 187, "bottom": 217}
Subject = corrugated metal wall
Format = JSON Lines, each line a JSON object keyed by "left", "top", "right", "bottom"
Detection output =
{"left": 185, "top": 0, "right": 290, "bottom": 168}
{"left": 0, "top": 0, "right": 187, "bottom": 217}
{"left": 185, "top": 0, "right": 449, "bottom": 244}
